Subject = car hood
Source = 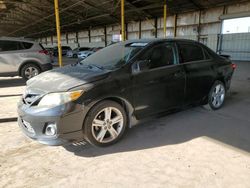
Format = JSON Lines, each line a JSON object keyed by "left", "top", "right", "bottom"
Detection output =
{"left": 26, "top": 64, "right": 110, "bottom": 93}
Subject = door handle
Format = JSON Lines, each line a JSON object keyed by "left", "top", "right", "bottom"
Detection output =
{"left": 174, "top": 71, "right": 184, "bottom": 78}
{"left": 148, "top": 80, "right": 157, "bottom": 84}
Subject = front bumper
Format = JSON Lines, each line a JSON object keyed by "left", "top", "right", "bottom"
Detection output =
{"left": 66, "top": 53, "right": 73, "bottom": 57}
{"left": 17, "top": 102, "right": 87, "bottom": 146}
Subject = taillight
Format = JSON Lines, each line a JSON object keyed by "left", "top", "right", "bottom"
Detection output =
{"left": 231, "top": 63, "right": 236, "bottom": 70}
{"left": 39, "top": 50, "right": 49, "bottom": 55}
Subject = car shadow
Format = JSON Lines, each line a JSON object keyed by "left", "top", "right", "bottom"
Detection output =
{"left": 63, "top": 104, "right": 250, "bottom": 157}
{"left": 0, "top": 77, "right": 26, "bottom": 88}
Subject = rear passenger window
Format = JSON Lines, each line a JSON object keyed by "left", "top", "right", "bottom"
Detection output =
{"left": 0, "top": 41, "right": 3, "bottom": 51}
{"left": 178, "top": 43, "right": 205, "bottom": 63}
{"left": 22, "top": 42, "right": 33, "bottom": 49}
{"left": 79, "top": 48, "right": 89, "bottom": 51}
{"left": 203, "top": 48, "right": 211, "bottom": 60}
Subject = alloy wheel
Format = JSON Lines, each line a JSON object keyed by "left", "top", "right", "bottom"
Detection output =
{"left": 91, "top": 107, "right": 124, "bottom": 143}
{"left": 24, "top": 67, "right": 39, "bottom": 79}
{"left": 211, "top": 84, "right": 225, "bottom": 108}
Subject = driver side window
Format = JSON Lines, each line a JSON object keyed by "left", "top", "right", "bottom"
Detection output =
{"left": 140, "top": 43, "right": 175, "bottom": 70}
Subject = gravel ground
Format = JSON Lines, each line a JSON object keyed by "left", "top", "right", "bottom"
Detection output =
{"left": 0, "top": 61, "right": 250, "bottom": 188}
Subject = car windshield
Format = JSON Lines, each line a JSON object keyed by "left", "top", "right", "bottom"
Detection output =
{"left": 80, "top": 42, "right": 146, "bottom": 70}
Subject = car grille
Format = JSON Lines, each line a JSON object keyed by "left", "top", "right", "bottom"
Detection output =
{"left": 23, "top": 93, "right": 41, "bottom": 106}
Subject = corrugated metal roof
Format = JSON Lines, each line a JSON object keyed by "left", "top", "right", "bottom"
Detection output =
{"left": 0, "top": 0, "right": 249, "bottom": 38}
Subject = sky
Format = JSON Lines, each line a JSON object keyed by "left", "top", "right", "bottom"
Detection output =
{"left": 222, "top": 17, "right": 250, "bottom": 34}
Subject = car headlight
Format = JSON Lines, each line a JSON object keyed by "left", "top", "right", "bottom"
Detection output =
{"left": 38, "top": 90, "right": 83, "bottom": 107}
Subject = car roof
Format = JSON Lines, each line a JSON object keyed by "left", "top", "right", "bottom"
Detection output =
{"left": 0, "top": 36, "right": 36, "bottom": 43}
{"left": 123, "top": 38, "right": 201, "bottom": 45}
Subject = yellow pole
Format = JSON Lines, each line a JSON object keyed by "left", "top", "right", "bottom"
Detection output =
{"left": 121, "top": 0, "right": 125, "bottom": 41}
{"left": 163, "top": 0, "right": 167, "bottom": 38}
{"left": 54, "top": 0, "right": 63, "bottom": 67}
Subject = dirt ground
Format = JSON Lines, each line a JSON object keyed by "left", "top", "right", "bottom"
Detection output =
{"left": 0, "top": 61, "right": 250, "bottom": 188}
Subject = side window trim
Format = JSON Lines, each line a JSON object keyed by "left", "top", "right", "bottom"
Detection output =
{"left": 147, "top": 42, "right": 177, "bottom": 69}
{"left": 142, "top": 42, "right": 178, "bottom": 73}
{"left": 173, "top": 42, "right": 180, "bottom": 65}
{"left": 132, "top": 42, "right": 178, "bottom": 74}
{"left": 177, "top": 42, "right": 209, "bottom": 64}
{"left": 202, "top": 46, "right": 214, "bottom": 60}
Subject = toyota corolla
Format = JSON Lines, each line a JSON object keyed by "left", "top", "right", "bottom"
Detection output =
{"left": 18, "top": 39, "right": 235, "bottom": 147}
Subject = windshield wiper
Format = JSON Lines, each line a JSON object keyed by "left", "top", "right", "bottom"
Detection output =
{"left": 77, "top": 62, "right": 104, "bottom": 70}
{"left": 87, "top": 64, "right": 104, "bottom": 70}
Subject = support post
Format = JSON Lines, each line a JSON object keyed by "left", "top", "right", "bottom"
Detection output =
{"left": 197, "top": 10, "right": 201, "bottom": 42}
{"left": 88, "top": 28, "right": 91, "bottom": 43}
{"left": 76, "top": 32, "right": 79, "bottom": 47}
{"left": 66, "top": 32, "right": 69, "bottom": 44}
{"left": 174, "top": 14, "right": 177, "bottom": 37}
{"left": 104, "top": 26, "right": 107, "bottom": 47}
{"left": 139, "top": 20, "right": 142, "bottom": 39}
{"left": 54, "top": 0, "right": 62, "bottom": 67}
{"left": 121, "top": 0, "right": 125, "bottom": 41}
{"left": 125, "top": 23, "right": 128, "bottom": 40}
{"left": 155, "top": 17, "right": 158, "bottom": 38}
{"left": 51, "top": 35, "right": 53, "bottom": 46}
{"left": 163, "top": 0, "right": 167, "bottom": 38}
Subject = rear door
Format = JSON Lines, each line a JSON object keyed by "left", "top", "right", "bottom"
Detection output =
{"left": 177, "top": 42, "right": 215, "bottom": 105}
{"left": 132, "top": 42, "right": 186, "bottom": 119}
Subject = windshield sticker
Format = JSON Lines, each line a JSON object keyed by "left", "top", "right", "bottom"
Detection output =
{"left": 130, "top": 43, "right": 148, "bottom": 47}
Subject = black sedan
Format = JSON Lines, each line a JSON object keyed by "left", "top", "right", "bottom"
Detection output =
{"left": 18, "top": 39, "right": 235, "bottom": 147}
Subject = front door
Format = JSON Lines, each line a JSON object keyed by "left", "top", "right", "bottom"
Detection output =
{"left": 132, "top": 42, "right": 186, "bottom": 119}
{"left": 0, "top": 40, "right": 21, "bottom": 74}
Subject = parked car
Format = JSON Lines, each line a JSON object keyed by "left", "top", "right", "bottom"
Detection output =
{"left": 18, "top": 39, "right": 235, "bottom": 146}
{"left": 45, "top": 47, "right": 54, "bottom": 57}
{"left": 53, "top": 46, "right": 72, "bottom": 56}
{"left": 67, "top": 47, "right": 91, "bottom": 58}
{"left": 78, "top": 50, "right": 94, "bottom": 60}
{"left": 90, "top": 47, "right": 103, "bottom": 52}
{"left": 0, "top": 37, "right": 53, "bottom": 80}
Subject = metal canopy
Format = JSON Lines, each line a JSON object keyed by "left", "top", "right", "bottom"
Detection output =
{"left": 0, "top": 0, "right": 249, "bottom": 38}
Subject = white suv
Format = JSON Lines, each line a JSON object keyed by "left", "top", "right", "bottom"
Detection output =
{"left": 0, "top": 37, "right": 53, "bottom": 80}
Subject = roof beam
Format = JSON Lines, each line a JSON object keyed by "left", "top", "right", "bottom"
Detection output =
{"left": 125, "top": 0, "right": 154, "bottom": 18}
{"left": 80, "top": 1, "right": 120, "bottom": 22}
{"left": 7, "top": 0, "right": 84, "bottom": 36}
{"left": 188, "top": 0, "right": 203, "bottom": 9}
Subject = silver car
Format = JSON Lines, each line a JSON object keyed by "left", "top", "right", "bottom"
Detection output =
{"left": 0, "top": 37, "right": 53, "bottom": 80}
{"left": 67, "top": 47, "right": 90, "bottom": 58}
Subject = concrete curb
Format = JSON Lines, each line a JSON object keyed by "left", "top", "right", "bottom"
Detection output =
{"left": 0, "top": 94, "right": 22, "bottom": 98}
{"left": 0, "top": 117, "right": 17, "bottom": 123}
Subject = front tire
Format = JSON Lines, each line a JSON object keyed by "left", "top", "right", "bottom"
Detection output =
{"left": 208, "top": 81, "right": 226, "bottom": 110}
{"left": 21, "top": 64, "right": 41, "bottom": 80}
{"left": 84, "top": 100, "right": 127, "bottom": 147}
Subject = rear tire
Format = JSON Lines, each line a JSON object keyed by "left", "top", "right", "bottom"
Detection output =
{"left": 84, "top": 100, "right": 127, "bottom": 147}
{"left": 208, "top": 81, "right": 226, "bottom": 110}
{"left": 21, "top": 64, "right": 41, "bottom": 80}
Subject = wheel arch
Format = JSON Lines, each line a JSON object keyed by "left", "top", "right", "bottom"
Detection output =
{"left": 202, "top": 78, "right": 226, "bottom": 105}
{"left": 83, "top": 96, "right": 136, "bottom": 129}
{"left": 216, "top": 77, "right": 226, "bottom": 86}
{"left": 18, "top": 60, "right": 42, "bottom": 76}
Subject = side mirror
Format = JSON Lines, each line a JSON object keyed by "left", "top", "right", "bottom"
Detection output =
{"left": 132, "top": 60, "right": 150, "bottom": 74}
